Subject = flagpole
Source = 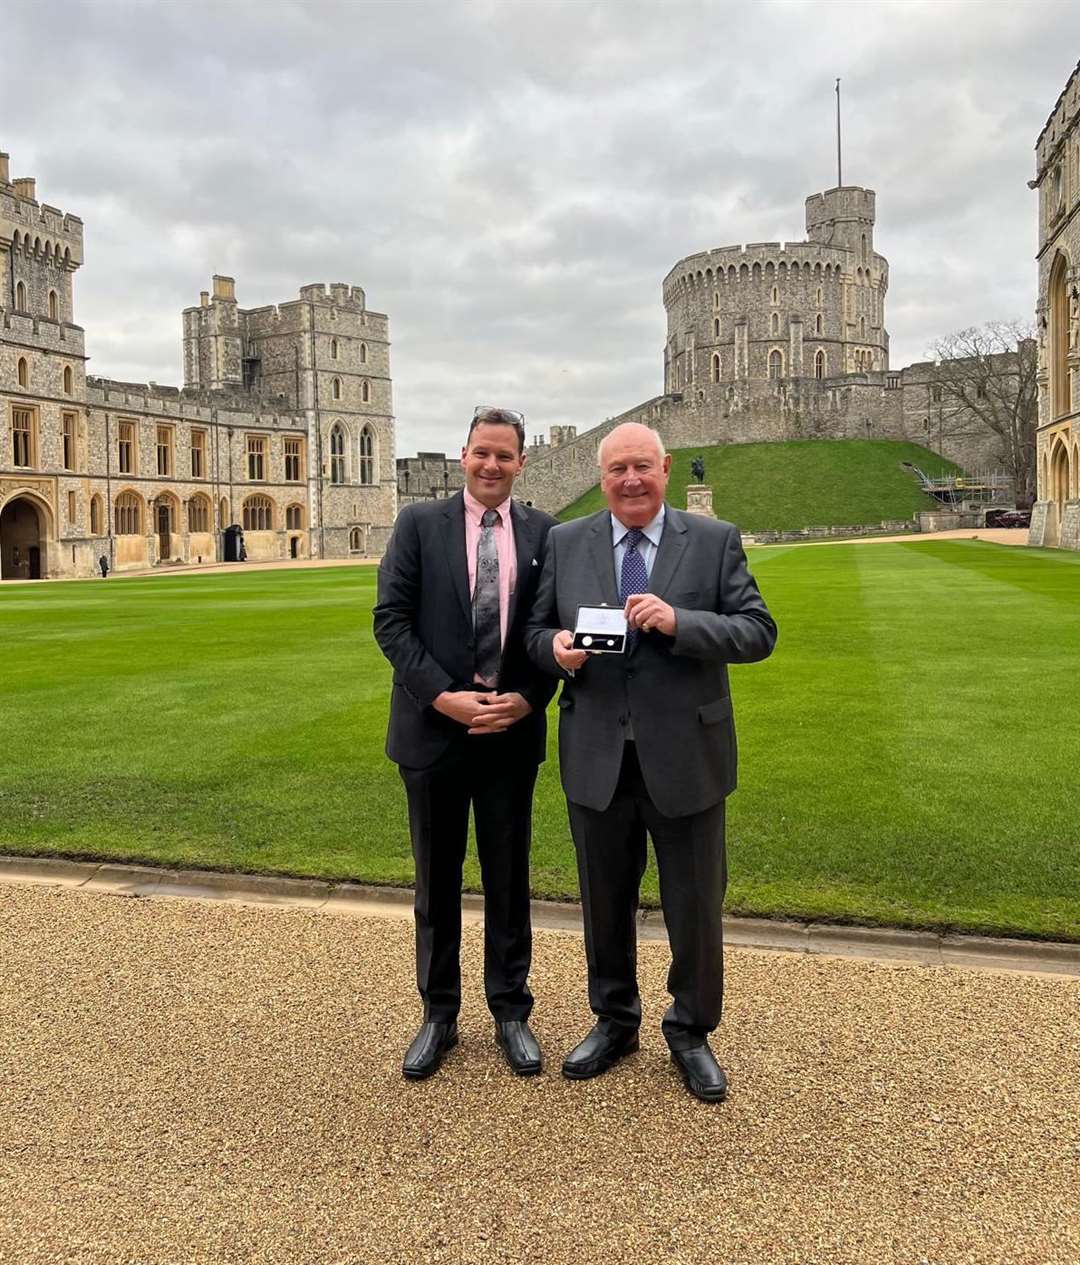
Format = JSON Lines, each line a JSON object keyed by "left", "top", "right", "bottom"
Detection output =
{"left": 836, "top": 78, "right": 843, "bottom": 187}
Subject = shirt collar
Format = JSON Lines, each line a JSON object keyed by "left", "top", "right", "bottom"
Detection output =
{"left": 464, "top": 488, "right": 511, "bottom": 525}
{"left": 611, "top": 504, "right": 665, "bottom": 549}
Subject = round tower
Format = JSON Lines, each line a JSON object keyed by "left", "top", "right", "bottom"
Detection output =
{"left": 661, "top": 184, "right": 889, "bottom": 406}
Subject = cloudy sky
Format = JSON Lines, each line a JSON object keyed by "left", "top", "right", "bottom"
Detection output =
{"left": 5, "top": 0, "right": 1079, "bottom": 454}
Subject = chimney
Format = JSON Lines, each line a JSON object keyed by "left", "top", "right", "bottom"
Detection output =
{"left": 212, "top": 275, "right": 236, "bottom": 301}
{"left": 200, "top": 291, "right": 210, "bottom": 308}
{"left": 0, "top": 153, "right": 9, "bottom": 184}
{"left": 13, "top": 177, "right": 36, "bottom": 201}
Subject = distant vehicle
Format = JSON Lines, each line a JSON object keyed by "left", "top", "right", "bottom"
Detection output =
{"left": 985, "top": 508, "right": 1032, "bottom": 528}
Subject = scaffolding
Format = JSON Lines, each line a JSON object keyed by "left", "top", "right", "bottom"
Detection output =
{"left": 902, "top": 463, "right": 1014, "bottom": 508}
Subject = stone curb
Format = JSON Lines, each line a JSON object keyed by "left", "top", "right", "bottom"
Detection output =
{"left": 0, "top": 855, "right": 1077, "bottom": 977}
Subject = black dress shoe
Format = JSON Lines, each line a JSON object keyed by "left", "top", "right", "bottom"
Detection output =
{"left": 562, "top": 1024, "right": 640, "bottom": 1080}
{"left": 402, "top": 1021, "right": 458, "bottom": 1081}
{"left": 671, "top": 1043, "right": 728, "bottom": 1102}
{"left": 495, "top": 1020, "right": 543, "bottom": 1076}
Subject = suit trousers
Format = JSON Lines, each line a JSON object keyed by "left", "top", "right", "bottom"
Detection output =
{"left": 399, "top": 735, "right": 538, "bottom": 1024}
{"left": 567, "top": 742, "right": 727, "bottom": 1052}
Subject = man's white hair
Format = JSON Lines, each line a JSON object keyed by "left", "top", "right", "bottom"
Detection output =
{"left": 597, "top": 421, "right": 667, "bottom": 468}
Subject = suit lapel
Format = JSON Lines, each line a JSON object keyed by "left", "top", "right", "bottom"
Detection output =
{"left": 441, "top": 492, "right": 473, "bottom": 627}
{"left": 506, "top": 500, "right": 538, "bottom": 631}
{"left": 648, "top": 504, "right": 689, "bottom": 598}
{"left": 587, "top": 511, "right": 620, "bottom": 607}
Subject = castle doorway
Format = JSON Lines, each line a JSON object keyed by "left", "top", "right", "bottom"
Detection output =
{"left": 0, "top": 495, "right": 46, "bottom": 580}
{"left": 156, "top": 500, "right": 173, "bottom": 561}
{"left": 1050, "top": 440, "right": 1070, "bottom": 515}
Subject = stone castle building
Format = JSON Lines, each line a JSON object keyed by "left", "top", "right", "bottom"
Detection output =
{"left": 0, "top": 148, "right": 395, "bottom": 580}
{"left": 1029, "top": 61, "right": 1080, "bottom": 550}
{"left": 401, "top": 185, "right": 1024, "bottom": 518}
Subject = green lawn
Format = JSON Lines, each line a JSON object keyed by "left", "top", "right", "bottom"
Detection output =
{"left": 1, "top": 545, "right": 1077, "bottom": 941}
{"left": 558, "top": 439, "right": 961, "bottom": 530}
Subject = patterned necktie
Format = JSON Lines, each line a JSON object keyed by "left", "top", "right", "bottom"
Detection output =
{"left": 619, "top": 528, "right": 649, "bottom": 650}
{"left": 473, "top": 508, "right": 502, "bottom": 686}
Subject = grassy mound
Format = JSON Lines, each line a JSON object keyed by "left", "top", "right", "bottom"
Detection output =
{"left": 557, "top": 439, "right": 961, "bottom": 530}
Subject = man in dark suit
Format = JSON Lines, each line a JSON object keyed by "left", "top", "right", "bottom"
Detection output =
{"left": 525, "top": 422, "right": 776, "bottom": 1102}
{"left": 373, "top": 407, "right": 558, "bottom": 1081}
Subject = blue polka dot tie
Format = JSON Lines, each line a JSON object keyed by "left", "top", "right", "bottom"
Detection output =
{"left": 619, "top": 528, "right": 648, "bottom": 649}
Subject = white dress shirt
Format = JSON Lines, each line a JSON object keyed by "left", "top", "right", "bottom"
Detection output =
{"left": 611, "top": 506, "right": 665, "bottom": 585}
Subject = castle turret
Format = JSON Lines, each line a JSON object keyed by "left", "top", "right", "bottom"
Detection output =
{"left": 182, "top": 274, "right": 243, "bottom": 390}
{"left": 805, "top": 186, "right": 876, "bottom": 261}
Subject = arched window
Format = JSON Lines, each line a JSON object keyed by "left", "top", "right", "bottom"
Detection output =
{"left": 361, "top": 379, "right": 370, "bottom": 403}
{"left": 713, "top": 317, "right": 721, "bottom": 338}
{"left": 815, "top": 314, "right": 823, "bottom": 335}
{"left": 48, "top": 290, "right": 58, "bottom": 320}
{"left": 220, "top": 497, "right": 229, "bottom": 527}
{"left": 331, "top": 377, "right": 342, "bottom": 400}
{"left": 359, "top": 426, "right": 375, "bottom": 484}
{"left": 114, "top": 492, "right": 142, "bottom": 535}
{"left": 349, "top": 527, "right": 363, "bottom": 552}
{"left": 1049, "top": 253, "right": 1070, "bottom": 418}
{"left": 63, "top": 365, "right": 73, "bottom": 394}
{"left": 769, "top": 350, "right": 783, "bottom": 380}
{"left": 816, "top": 286, "right": 823, "bottom": 305}
{"left": 860, "top": 316, "right": 867, "bottom": 337}
{"left": 815, "top": 350, "right": 826, "bottom": 379}
{"left": 771, "top": 313, "right": 780, "bottom": 335}
{"left": 713, "top": 291, "right": 720, "bottom": 309}
{"left": 286, "top": 504, "right": 303, "bottom": 530}
{"left": 711, "top": 353, "right": 721, "bottom": 384}
{"left": 242, "top": 495, "right": 273, "bottom": 531}
{"left": 359, "top": 342, "right": 368, "bottom": 364}
{"left": 90, "top": 494, "right": 103, "bottom": 535}
{"left": 15, "top": 281, "right": 26, "bottom": 311}
{"left": 771, "top": 286, "right": 779, "bottom": 304}
{"left": 330, "top": 338, "right": 339, "bottom": 360}
{"left": 330, "top": 424, "right": 346, "bottom": 484}
{"left": 17, "top": 357, "right": 28, "bottom": 388}
{"left": 188, "top": 495, "right": 210, "bottom": 533}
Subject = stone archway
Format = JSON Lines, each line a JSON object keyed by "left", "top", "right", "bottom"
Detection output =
{"left": 1050, "top": 439, "right": 1070, "bottom": 514}
{"left": 0, "top": 494, "right": 47, "bottom": 580}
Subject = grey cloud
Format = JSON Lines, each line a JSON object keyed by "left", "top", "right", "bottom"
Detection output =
{"left": 5, "top": 0, "right": 1080, "bottom": 456}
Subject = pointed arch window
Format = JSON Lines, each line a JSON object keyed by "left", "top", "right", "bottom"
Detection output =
{"left": 711, "top": 353, "right": 721, "bottom": 384}
{"left": 815, "top": 314, "right": 823, "bottom": 335}
{"left": 15, "top": 281, "right": 26, "bottom": 312}
{"left": 63, "top": 365, "right": 73, "bottom": 394}
{"left": 17, "top": 357, "right": 29, "bottom": 388}
{"left": 90, "top": 494, "right": 103, "bottom": 535}
{"left": 815, "top": 349, "right": 826, "bottom": 379}
{"left": 769, "top": 350, "right": 783, "bottom": 380}
{"left": 771, "top": 313, "right": 780, "bottom": 335}
{"left": 1049, "top": 253, "right": 1070, "bottom": 418}
{"left": 713, "top": 317, "right": 721, "bottom": 339}
{"left": 330, "top": 424, "right": 346, "bottom": 484}
{"left": 330, "top": 338, "right": 339, "bottom": 360}
{"left": 331, "top": 377, "right": 342, "bottom": 400}
{"left": 361, "top": 379, "right": 370, "bottom": 404}
{"left": 359, "top": 426, "right": 375, "bottom": 484}
{"left": 771, "top": 286, "right": 779, "bottom": 304}
{"left": 49, "top": 290, "right": 58, "bottom": 320}
{"left": 359, "top": 342, "right": 368, "bottom": 364}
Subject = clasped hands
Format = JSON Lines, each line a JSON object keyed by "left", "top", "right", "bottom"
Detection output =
{"left": 433, "top": 690, "right": 532, "bottom": 734}
{"left": 552, "top": 594, "right": 676, "bottom": 671}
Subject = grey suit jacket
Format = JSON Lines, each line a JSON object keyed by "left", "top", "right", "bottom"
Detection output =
{"left": 524, "top": 505, "right": 776, "bottom": 818}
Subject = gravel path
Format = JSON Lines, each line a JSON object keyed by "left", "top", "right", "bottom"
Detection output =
{"left": 1, "top": 885, "right": 1076, "bottom": 1265}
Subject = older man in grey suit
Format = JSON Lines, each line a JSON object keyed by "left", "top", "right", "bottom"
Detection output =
{"left": 525, "top": 422, "right": 776, "bottom": 1102}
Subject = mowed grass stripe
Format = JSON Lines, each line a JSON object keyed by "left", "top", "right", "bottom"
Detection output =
{"left": 1, "top": 550, "right": 1077, "bottom": 939}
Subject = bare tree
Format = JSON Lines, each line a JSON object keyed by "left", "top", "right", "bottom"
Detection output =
{"left": 927, "top": 321, "right": 1038, "bottom": 505}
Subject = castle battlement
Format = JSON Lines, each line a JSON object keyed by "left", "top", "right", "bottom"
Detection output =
{"left": 1, "top": 309, "right": 85, "bottom": 349}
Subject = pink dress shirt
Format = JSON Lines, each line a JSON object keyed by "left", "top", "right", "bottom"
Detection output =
{"left": 464, "top": 489, "right": 516, "bottom": 675}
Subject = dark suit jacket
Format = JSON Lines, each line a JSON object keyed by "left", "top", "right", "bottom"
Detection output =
{"left": 373, "top": 492, "right": 559, "bottom": 771}
{"left": 524, "top": 505, "right": 777, "bottom": 818}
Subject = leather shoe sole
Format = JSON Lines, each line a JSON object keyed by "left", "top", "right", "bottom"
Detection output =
{"left": 562, "top": 1034, "right": 640, "bottom": 1081}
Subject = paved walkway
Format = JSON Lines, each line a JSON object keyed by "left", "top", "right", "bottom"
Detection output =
{"left": 1, "top": 883, "right": 1076, "bottom": 1265}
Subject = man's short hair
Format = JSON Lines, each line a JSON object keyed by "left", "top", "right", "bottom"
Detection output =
{"left": 468, "top": 406, "right": 526, "bottom": 454}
